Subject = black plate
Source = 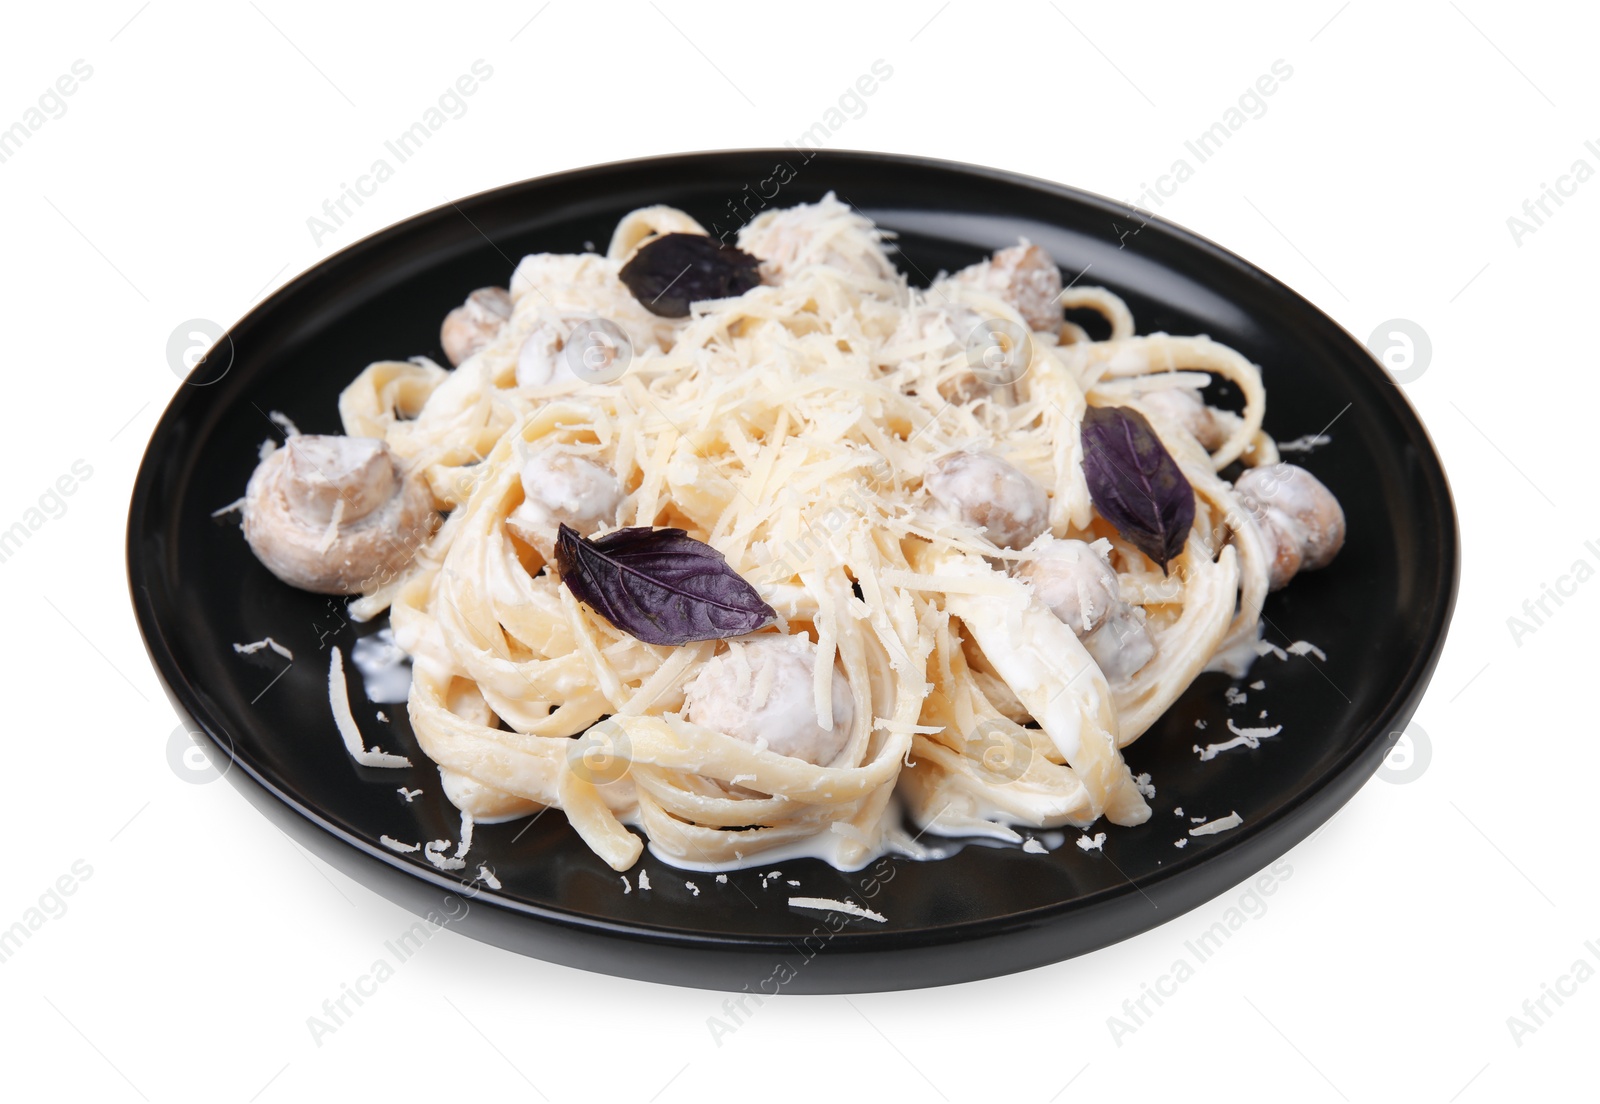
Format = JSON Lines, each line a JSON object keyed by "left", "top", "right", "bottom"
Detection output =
{"left": 127, "top": 150, "right": 1458, "bottom": 993}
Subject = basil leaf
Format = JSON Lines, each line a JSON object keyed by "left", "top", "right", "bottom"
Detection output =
{"left": 1079, "top": 405, "right": 1196, "bottom": 573}
{"left": 618, "top": 233, "right": 762, "bottom": 318}
{"left": 554, "top": 524, "right": 776, "bottom": 646}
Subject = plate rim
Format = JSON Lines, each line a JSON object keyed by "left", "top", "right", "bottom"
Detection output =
{"left": 126, "top": 148, "right": 1461, "bottom": 980}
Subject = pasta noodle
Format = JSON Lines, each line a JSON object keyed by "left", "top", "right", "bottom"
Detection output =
{"left": 325, "top": 195, "right": 1310, "bottom": 873}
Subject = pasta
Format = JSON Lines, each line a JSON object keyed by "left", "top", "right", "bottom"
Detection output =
{"left": 250, "top": 195, "right": 1345, "bottom": 874}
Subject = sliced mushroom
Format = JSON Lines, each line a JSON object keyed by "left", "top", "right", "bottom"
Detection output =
{"left": 1138, "top": 387, "right": 1226, "bottom": 452}
{"left": 1015, "top": 537, "right": 1155, "bottom": 680}
{"left": 440, "top": 287, "right": 513, "bottom": 367}
{"left": 515, "top": 320, "right": 582, "bottom": 389}
{"left": 950, "top": 243, "right": 1063, "bottom": 333}
{"left": 1234, "top": 463, "right": 1346, "bottom": 590}
{"left": 925, "top": 449, "right": 1049, "bottom": 550}
{"left": 504, "top": 448, "right": 624, "bottom": 560}
{"left": 1015, "top": 538, "right": 1122, "bottom": 636}
{"left": 243, "top": 435, "right": 438, "bottom": 594}
{"left": 1082, "top": 606, "right": 1156, "bottom": 681}
{"left": 682, "top": 635, "right": 853, "bottom": 767}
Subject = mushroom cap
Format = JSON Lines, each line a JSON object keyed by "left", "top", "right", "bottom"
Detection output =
{"left": 1016, "top": 538, "right": 1122, "bottom": 636}
{"left": 504, "top": 449, "right": 624, "bottom": 559}
{"left": 1251, "top": 507, "right": 1306, "bottom": 592}
{"left": 951, "top": 243, "right": 1064, "bottom": 333}
{"left": 515, "top": 320, "right": 578, "bottom": 389}
{"left": 441, "top": 287, "right": 512, "bottom": 366}
{"left": 514, "top": 313, "right": 627, "bottom": 389}
{"left": 243, "top": 435, "right": 438, "bottom": 594}
{"left": 683, "top": 635, "right": 853, "bottom": 767}
{"left": 1235, "top": 463, "right": 1345, "bottom": 583}
{"left": 1139, "top": 387, "right": 1225, "bottom": 452}
{"left": 1082, "top": 604, "right": 1156, "bottom": 681}
{"left": 925, "top": 449, "right": 1050, "bottom": 550}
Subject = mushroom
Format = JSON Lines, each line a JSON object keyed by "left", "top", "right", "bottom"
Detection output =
{"left": 924, "top": 449, "right": 1049, "bottom": 550}
{"left": 1083, "top": 606, "right": 1156, "bottom": 681}
{"left": 440, "top": 287, "right": 513, "bottom": 366}
{"left": 949, "top": 243, "right": 1064, "bottom": 333}
{"left": 1138, "top": 387, "right": 1226, "bottom": 451}
{"left": 682, "top": 635, "right": 853, "bottom": 767}
{"left": 514, "top": 314, "right": 631, "bottom": 388}
{"left": 504, "top": 448, "right": 624, "bottom": 560}
{"left": 1015, "top": 538, "right": 1122, "bottom": 635}
{"left": 1015, "top": 537, "right": 1155, "bottom": 680}
{"left": 1234, "top": 462, "right": 1346, "bottom": 590}
{"left": 243, "top": 435, "right": 438, "bottom": 594}
{"left": 515, "top": 320, "right": 582, "bottom": 389}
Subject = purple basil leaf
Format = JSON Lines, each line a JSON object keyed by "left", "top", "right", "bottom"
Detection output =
{"left": 617, "top": 233, "right": 762, "bottom": 318}
{"left": 554, "top": 524, "right": 776, "bottom": 646}
{"left": 1080, "top": 405, "right": 1196, "bottom": 573}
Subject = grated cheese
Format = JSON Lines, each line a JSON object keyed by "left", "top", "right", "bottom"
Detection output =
{"left": 788, "top": 897, "right": 887, "bottom": 923}
{"left": 328, "top": 647, "right": 412, "bottom": 769}
{"left": 1189, "top": 812, "right": 1244, "bottom": 836}
{"left": 1194, "top": 720, "right": 1284, "bottom": 761}
{"left": 234, "top": 636, "right": 293, "bottom": 660}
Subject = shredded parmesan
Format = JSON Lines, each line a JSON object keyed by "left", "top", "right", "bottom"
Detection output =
{"left": 788, "top": 896, "right": 887, "bottom": 923}
{"left": 1195, "top": 719, "right": 1284, "bottom": 761}
{"left": 1287, "top": 640, "right": 1327, "bottom": 661}
{"left": 268, "top": 409, "right": 301, "bottom": 437}
{"left": 328, "top": 647, "right": 412, "bottom": 768}
{"left": 1189, "top": 812, "right": 1244, "bottom": 836}
{"left": 234, "top": 636, "right": 293, "bottom": 660}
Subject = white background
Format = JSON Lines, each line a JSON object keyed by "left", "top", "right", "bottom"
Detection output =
{"left": 1, "top": 1, "right": 1592, "bottom": 1101}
